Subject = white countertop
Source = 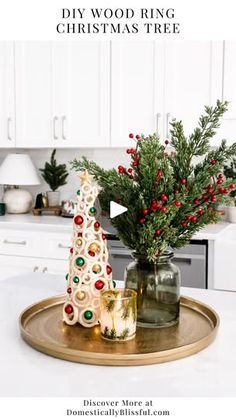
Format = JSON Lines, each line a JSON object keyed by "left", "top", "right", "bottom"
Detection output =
{"left": 0, "top": 213, "right": 231, "bottom": 240}
{"left": 0, "top": 273, "right": 235, "bottom": 397}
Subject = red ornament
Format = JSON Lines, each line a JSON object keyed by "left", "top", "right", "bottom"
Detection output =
{"left": 164, "top": 139, "right": 169, "bottom": 145}
{"left": 88, "top": 250, "right": 95, "bottom": 257}
{"left": 136, "top": 134, "right": 140, "bottom": 140}
{"left": 155, "top": 229, "right": 161, "bottom": 236}
{"left": 143, "top": 209, "right": 149, "bottom": 216}
{"left": 95, "top": 280, "right": 105, "bottom": 290}
{"left": 181, "top": 179, "right": 186, "bottom": 185}
{"left": 74, "top": 215, "right": 83, "bottom": 225}
{"left": 129, "top": 133, "right": 134, "bottom": 139}
{"left": 102, "top": 233, "right": 107, "bottom": 240}
{"left": 65, "top": 304, "right": 73, "bottom": 314}
{"left": 193, "top": 198, "right": 199, "bottom": 205}
{"left": 70, "top": 248, "right": 73, "bottom": 254}
{"left": 211, "top": 195, "right": 217, "bottom": 203}
{"left": 161, "top": 206, "right": 167, "bottom": 213}
{"left": 106, "top": 265, "right": 112, "bottom": 275}
{"left": 132, "top": 161, "right": 138, "bottom": 167}
{"left": 67, "top": 287, "right": 72, "bottom": 294}
{"left": 94, "top": 221, "right": 100, "bottom": 230}
{"left": 77, "top": 232, "right": 82, "bottom": 237}
{"left": 139, "top": 218, "right": 146, "bottom": 224}
{"left": 160, "top": 194, "right": 168, "bottom": 202}
{"left": 175, "top": 201, "right": 181, "bottom": 207}
{"left": 230, "top": 183, "right": 235, "bottom": 189}
{"left": 210, "top": 159, "right": 216, "bottom": 165}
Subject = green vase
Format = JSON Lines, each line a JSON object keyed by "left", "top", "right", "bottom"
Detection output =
{"left": 124, "top": 251, "right": 180, "bottom": 328}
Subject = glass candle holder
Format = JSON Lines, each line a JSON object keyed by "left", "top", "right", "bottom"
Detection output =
{"left": 100, "top": 288, "right": 137, "bottom": 341}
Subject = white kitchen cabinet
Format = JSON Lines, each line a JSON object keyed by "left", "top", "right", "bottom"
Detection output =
{"left": 163, "top": 41, "right": 222, "bottom": 140}
{"left": 15, "top": 41, "right": 110, "bottom": 148}
{"left": 52, "top": 41, "right": 110, "bottom": 147}
{"left": 0, "top": 42, "right": 15, "bottom": 147}
{"left": 111, "top": 41, "right": 163, "bottom": 147}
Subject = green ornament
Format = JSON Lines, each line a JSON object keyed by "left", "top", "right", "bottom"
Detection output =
{"left": 113, "top": 280, "right": 116, "bottom": 288}
{"left": 89, "top": 206, "right": 96, "bottom": 215}
{"left": 76, "top": 257, "right": 85, "bottom": 267}
{"left": 73, "top": 276, "right": 79, "bottom": 284}
{"left": 77, "top": 190, "right": 80, "bottom": 196}
{"left": 84, "top": 310, "right": 93, "bottom": 320}
{"left": 65, "top": 273, "right": 69, "bottom": 281}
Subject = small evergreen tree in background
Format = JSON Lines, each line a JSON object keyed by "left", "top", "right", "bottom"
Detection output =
{"left": 224, "top": 157, "right": 236, "bottom": 203}
{"left": 71, "top": 101, "right": 236, "bottom": 261}
{"left": 40, "top": 149, "right": 69, "bottom": 191}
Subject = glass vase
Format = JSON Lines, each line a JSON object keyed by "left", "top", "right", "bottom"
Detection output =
{"left": 124, "top": 251, "right": 180, "bottom": 328}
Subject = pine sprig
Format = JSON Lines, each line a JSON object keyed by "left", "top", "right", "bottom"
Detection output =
{"left": 40, "top": 149, "right": 69, "bottom": 191}
{"left": 71, "top": 101, "right": 236, "bottom": 261}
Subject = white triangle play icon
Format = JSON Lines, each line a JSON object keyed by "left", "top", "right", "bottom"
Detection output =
{"left": 110, "top": 201, "right": 128, "bottom": 219}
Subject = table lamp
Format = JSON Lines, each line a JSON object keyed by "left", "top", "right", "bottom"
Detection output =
{"left": 0, "top": 154, "right": 41, "bottom": 214}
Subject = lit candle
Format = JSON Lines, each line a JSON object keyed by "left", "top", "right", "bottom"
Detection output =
{"left": 100, "top": 289, "right": 137, "bottom": 341}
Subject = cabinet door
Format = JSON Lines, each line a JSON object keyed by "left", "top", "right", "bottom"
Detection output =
{"left": 164, "top": 41, "right": 221, "bottom": 140}
{"left": 52, "top": 41, "right": 110, "bottom": 147}
{"left": 0, "top": 42, "right": 15, "bottom": 147}
{"left": 15, "top": 42, "right": 55, "bottom": 148}
{"left": 111, "top": 41, "right": 162, "bottom": 147}
{"left": 0, "top": 255, "right": 41, "bottom": 281}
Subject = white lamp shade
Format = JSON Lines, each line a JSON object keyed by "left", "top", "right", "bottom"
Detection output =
{"left": 0, "top": 154, "right": 41, "bottom": 185}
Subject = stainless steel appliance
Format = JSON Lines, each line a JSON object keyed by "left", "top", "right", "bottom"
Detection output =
{"left": 107, "top": 236, "right": 207, "bottom": 289}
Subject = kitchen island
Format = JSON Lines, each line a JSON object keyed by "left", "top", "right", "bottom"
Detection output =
{"left": 0, "top": 273, "right": 235, "bottom": 397}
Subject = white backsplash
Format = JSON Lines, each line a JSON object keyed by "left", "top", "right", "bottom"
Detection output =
{"left": 0, "top": 148, "right": 130, "bottom": 202}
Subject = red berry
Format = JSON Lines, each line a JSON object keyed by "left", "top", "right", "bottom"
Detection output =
{"left": 67, "top": 287, "right": 72, "bottom": 294}
{"left": 155, "top": 229, "right": 161, "bottom": 236}
{"left": 224, "top": 188, "right": 229, "bottom": 194}
{"left": 175, "top": 201, "right": 181, "bottom": 207}
{"left": 143, "top": 209, "right": 149, "bottom": 216}
{"left": 186, "top": 216, "right": 192, "bottom": 221}
{"left": 129, "top": 133, "right": 134, "bottom": 139}
{"left": 181, "top": 222, "right": 187, "bottom": 228}
{"left": 95, "top": 280, "right": 105, "bottom": 290}
{"left": 118, "top": 165, "right": 125, "bottom": 174}
{"left": 130, "top": 148, "right": 136, "bottom": 154}
{"left": 139, "top": 218, "right": 146, "bottom": 224}
{"left": 164, "top": 139, "right": 169, "bottom": 145}
{"left": 230, "top": 183, "right": 235, "bottom": 189}
{"left": 65, "top": 304, "right": 73, "bottom": 315}
{"left": 211, "top": 195, "right": 217, "bottom": 203}
{"left": 218, "top": 173, "right": 224, "bottom": 179}
{"left": 126, "top": 149, "right": 131, "bottom": 154}
{"left": 207, "top": 184, "right": 213, "bottom": 189}
{"left": 193, "top": 198, "right": 199, "bottom": 205}
{"left": 132, "top": 161, "right": 138, "bottom": 167}
{"left": 175, "top": 189, "right": 179, "bottom": 194}
{"left": 217, "top": 179, "right": 223, "bottom": 185}
{"left": 161, "top": 206, "right": 167, "bottom": 213}
{"left": 74, "top": 215, "right": 84, "bottom": 225}
{"left": 134, "top": 155, "right": 140, "bottom": 161}
{"left": 160, "top": 194, "right": 168, "bottom": 202}
{"left": 210, "top": 159, "right": 216, "bottom": 165}
{"left": 201, "top": 194, "right": 208, "bottom": 200}
{"left": 198, "top": 209, "right": 204, "bottom": 216}
{"left": 191, "top": 216, "right": 197, "bottom": 222}
{"left": 127, "top": 168, "right": 133, "bottom": 174}
{"left": 106, "top": 265, "right": 112, "bottom": 275}
{"left": 184, "top": 188, "right": 189, "bottom": 193}
{"left": 219, "top": 187, "right": 225, "bottom": 194}
{"left": 181, "top": 179, "right": 186, "bottom": 185}
{"left": 157, "top": 170, "right": 163, "bottom": 178}
{"left": 136, "top": 134, "right": 140, "bottom": 140}
{"left": 94, "top": 221, "right": 100, "bottom": 230}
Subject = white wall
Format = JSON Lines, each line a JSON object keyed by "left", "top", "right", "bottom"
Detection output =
{"left": 0, "top": 148, "right": 130, "bottom": 202}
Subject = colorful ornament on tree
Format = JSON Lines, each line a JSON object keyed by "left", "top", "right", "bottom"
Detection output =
{"left": 63, "top": 170, "right": 113, "bottom": 328}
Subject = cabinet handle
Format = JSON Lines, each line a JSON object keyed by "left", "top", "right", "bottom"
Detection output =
{"left": 62, "top": 116, "right": 67, "bottom": 140}
{"left": 58, "top": 243, "right": 70, "bottom": 249}
{"left": 33, "top": 266, "right": 39, "bottom": 272}
{"left": 156, "top": 113, "right": 161, "bottom": 136}
{"left": 166, "top": 113, "right": 171, "bottom": 138}
{"left": 7, "top": 117, "right": 12, "bottom": 141}
{"left": 42, "top": 267, "right": 48, "bottom": 273}
{"left": 53, "top": 116, "right": 59, "bottom": 140}
{"left": 3, "top": 239, "right": 26, "bottom": 246}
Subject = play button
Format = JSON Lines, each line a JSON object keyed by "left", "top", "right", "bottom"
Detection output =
{"left": 110, "top": 201, "right": 128, "bottom": 219}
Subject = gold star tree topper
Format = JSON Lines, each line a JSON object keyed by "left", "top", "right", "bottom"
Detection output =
{"left": 79, "top": 170, "right": 93, "bottom": 184}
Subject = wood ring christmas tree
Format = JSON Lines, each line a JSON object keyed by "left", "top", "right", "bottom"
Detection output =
{"left": 63, "top": 170, "right": 114, "bottom": 327}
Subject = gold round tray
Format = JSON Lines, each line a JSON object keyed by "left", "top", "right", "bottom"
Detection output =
{"left": 19, "top": 295, "right": 219, "bottom": 366}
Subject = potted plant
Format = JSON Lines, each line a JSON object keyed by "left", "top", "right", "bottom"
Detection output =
{"left": 224, "top": 157, "right": 236, "bottom": 222}
{"left": 40, "top": 149, "right": 69, "bottom": 207}
{"left": 71, "top": 101, "right": 236, "bottom": 327}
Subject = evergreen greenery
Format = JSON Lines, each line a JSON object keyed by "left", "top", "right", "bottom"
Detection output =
{"left": 224, "top": 158, "right": 236, "bottom": 202}
{"left": 71, "top": 101, "right": 236, "bottom": 261}
{"left": 40, "top": 149, "right": 69, "bottom": 191}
